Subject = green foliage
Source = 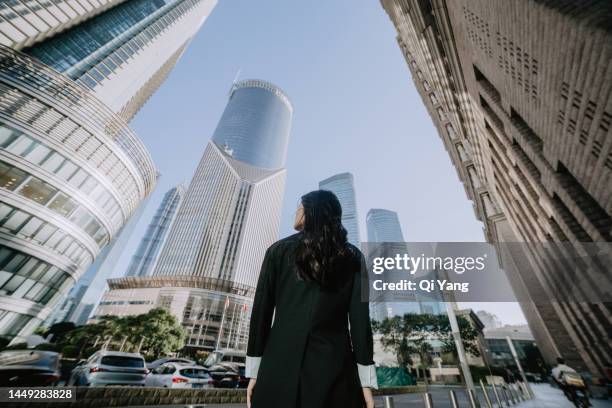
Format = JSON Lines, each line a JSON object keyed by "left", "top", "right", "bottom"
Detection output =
{"left": 372, "top": 313, "right": 481, "bottom": 369}
{"left": 34, "top": 343, "right": 60, "bottom": 352}
{"left": 61, "top": 345, "right": 79, "bottom": 359}
{"left": 56, "top": 308, "right": 187, "bottom": 360}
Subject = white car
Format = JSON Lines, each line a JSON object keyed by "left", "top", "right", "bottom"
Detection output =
{"left": 145, "top": 363, "right": 213, "bottom": 389}
{"left": 69, "top": 351, "right": 147, "bottom": 386}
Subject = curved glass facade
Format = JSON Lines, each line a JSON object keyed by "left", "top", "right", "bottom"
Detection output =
{"left": 212, "top": 79, "right": 293, "bottom": 169}
{"left": 319, "top": 172, "right": 361, "bottom": 246}
{"left": 0, "top": 47, "right": 156, "bottom": 339}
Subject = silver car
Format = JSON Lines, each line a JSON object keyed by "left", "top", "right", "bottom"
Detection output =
{"left": 69, "top": 351, "right": 147, "bottom": 386}
{"left": 145, "top": 363, "right": 213, "bottom": 389}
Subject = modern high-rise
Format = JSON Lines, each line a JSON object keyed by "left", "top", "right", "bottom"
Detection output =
{"left": 319, "top": 172, "right": 361, "bottom": 246}
{"left": 93, "top": 80, "right": 293, "bottom": 351}
{"left": 126, "top": 185, "right": 185, "bottom": 277}
{"left": 0, "top": 0, "right": 216, "bottom": 340}
{"left": 0, "top": 49, "right": 156, "bottom": 339}
{"left": 366, "top": 209, "right": 404, "bottom": 243}
{"left": 382, "top": 0, "right": 611, "bottom": 379}
{"left": 15, "top": 0, "right": 218, "bottom": 121}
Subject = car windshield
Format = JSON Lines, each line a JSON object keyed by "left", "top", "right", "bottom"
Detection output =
{"left": 0, "top": 351, "right": 58, "bottom": 368}
{"left": 179, "top": 368, "right": 209, "bottom": 378}
{"left": 100, "top": 356, "right": 144, "bottom": 368}
{"left": 204, "top": 352, "right": 221, "bottom": 366}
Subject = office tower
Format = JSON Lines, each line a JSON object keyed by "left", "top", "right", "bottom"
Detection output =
{"left": 382, "top": 0, "right": 611, "bottom": 378}
{"left": 19, "top": 0, "right": 218, "bottom": 121}
{"left": 126, "top": 185, "right": 184, "bottom": 277}
{"left": 366, "top": 209, "right": 404, "bottom": 243}
{"left": 319, "top": 172, "right": 361, "bottom": 246}
{"left": 0, "top": 0, "right": 216, "bottom": 339}
{"left": 93, "top": 80, "right": 293, "bottom": 351}
{"left": 0, "top": 0, "right": 124, "bottom": 50}
{"left": 0, "top": 50, "right": 156, "bottom": 339}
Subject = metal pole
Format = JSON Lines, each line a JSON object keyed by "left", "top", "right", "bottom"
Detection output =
{"left": 383, "top": 395, "right": 395, "bottom": 408}
{"left": 467, "top": 388, "right": 480, "bottom": 408}
{"left": 500, "top": 386, "right": 510, "bottom": 406}
{"left": 449, "top": 390, "right": 459, "bottom": 408}
{"left": 491, "top": 381, "right": 503, "bottom": 408}
{"left": 504, "top": 385, "right": 515, "bottom": 405}
{"left": 443, "top": 282, "right": 476, "bottom": 393}
{"left": 505, "top": 336, "right": 533, "bottom": 398}
{"left": 422, "top": 392, "right": 434, "bottom": 408}
{"left": 511, "top": 383, "right": 522, "bottom": 402}
{"left": 480, "top": 379, "right": 493, "bottom": 408}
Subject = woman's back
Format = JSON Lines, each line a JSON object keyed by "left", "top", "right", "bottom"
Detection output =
{"left": 246, "top": 190, "right": 377, "bottom": 408}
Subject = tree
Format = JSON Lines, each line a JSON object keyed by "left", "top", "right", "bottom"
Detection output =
{"left": 372, "top": 312, "right": 482, "bottom": 382}
{"left": 58, "top": 308, "right": 187, "bottom": 360}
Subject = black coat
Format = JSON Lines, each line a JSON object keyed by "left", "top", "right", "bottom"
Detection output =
{"left": 247, "top": 233, "right": 374, "bottom": 408}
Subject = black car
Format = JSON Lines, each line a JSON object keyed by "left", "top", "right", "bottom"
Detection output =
{"left": 207, "top": 362, "right": 248, "bottom": 388}
{"left": 0, "top": 350, "right": 61, "bottom": 386}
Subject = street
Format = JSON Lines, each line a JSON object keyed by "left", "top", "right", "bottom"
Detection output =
{"left": 122, "top": 383, "right": 612, "bottom": 408}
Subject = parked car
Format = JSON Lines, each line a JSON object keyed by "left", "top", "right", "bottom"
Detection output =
{"left": 207, "top": 362, "right": 248, "bottom": 388}
{"left": 0, "top": 350, "right": 60, "bottom": 386}
{"left": 68, "top": 351, "right": 147, "bottom": 386}
{"left": 203, "top": 349, "right": 246, "bottom": 368}
{"left": 145, "top": 362, "right": 213, "bottom": 389}
{"left": 147, "top": 358, "right": 195, "bottom": 370}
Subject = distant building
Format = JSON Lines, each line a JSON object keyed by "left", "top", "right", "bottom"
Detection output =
{"left": 476, "top": 311, "right": 502, "bottom": 330}
{"left": 484, "top": 325, "right": 545, "bottom": 374}
{"left": 366, "top": 209, "right": 404, "bottom": 243}
{"left": 126, "top": 185, "right": 185, "bottom": 277}
{"left": 319, "top": 172, "right": 361, "bottom": 246}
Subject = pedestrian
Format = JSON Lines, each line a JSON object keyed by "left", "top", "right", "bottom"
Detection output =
{"left": 246, "top": 190, "right": 377, "bottom": 408}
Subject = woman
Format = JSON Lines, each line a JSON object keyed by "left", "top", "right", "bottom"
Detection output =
{"left": 246, "top": 190, "right": 377, "bottom": 408}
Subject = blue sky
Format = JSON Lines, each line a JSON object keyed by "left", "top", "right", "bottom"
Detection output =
{"left": 108, "top": 0, "right": 525, "bottom": 324}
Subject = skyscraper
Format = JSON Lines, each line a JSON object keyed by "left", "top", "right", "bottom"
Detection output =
{"left": 93, "top": 80, "right": 293, "bottom": 351}
{"left": 381, "top": 0, "right": 611, "bottom": 378}
{"left": 0, "top": 0, "right": 216, "bottom": 339}
{"left": 319, "top": 172, "right": 361, "bottom": 246}
{"left": 126, "top": 185, "right": 185, "bottom": 277}
{"left": 0, "top": 49, "right": 156, "bottom": 339}
{"left": 20, "top": 0, "right": 218, "bottom": 121}
{"left": 366, "top": 209, "right": 404, "bottom": 243}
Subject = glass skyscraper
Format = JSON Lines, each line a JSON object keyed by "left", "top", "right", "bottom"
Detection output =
{"left": 366, "top": 208, "right": 405, "bottom": 242}
{"left": 0, "top": 0, "right": 215, "bottom": 340}
{"left": 126, "top": 185, "right": 185, "bottom": 277}
{"left": 319, "top": 172, "right": 361, "bottom": 246}
{"left": 20, "top": 0, "right": 217, "bottom": 121}
{"left": 93, "top": 80, "right": 293, "bottom": 351}
{"left": 365, "top": 208, "right": 443, "bottom": 320}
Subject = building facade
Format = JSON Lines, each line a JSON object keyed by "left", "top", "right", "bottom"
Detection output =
{"left": 319, "top": 172, "right": 361, "bottom": 246}
{"left": 366, "top": 208, "right": 404, "bottom": 243}
{"left": 0, "top": 48, "right": 156, "bottom": 338}
{"left": 126, "top": 185, "right": 184, "bottom": 277}
{"left": 20, "top": 0, "right": 218, "bottom": 121}
{"left": 381, "top": 0, "right": 611, "bottom": 378}
{"left": 0, "top": 0, "right": 216, "bottom": 339}
{"left": 94, "top": 80, "right": 293, "bottom": 351}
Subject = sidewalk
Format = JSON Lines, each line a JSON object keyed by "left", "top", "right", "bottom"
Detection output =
{"left": 371, "top": 383, "right": 611, "bottom": 408}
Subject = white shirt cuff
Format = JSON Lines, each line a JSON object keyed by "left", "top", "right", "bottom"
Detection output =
{"left": 245, "top": 356, "right": 261, "bottom": 378}
{"left": 357, "top": 363, "right": 378, "bottom": 389}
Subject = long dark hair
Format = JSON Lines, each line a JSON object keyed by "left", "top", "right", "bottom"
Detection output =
{"left": 295, "top": 190, "right": 351, "bottom": 287}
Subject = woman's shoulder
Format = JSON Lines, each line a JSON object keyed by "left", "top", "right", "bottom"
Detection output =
{"left": 266, "top": 232, "right": 302, "bottom": 255}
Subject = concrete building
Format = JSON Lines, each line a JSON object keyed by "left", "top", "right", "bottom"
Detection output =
{"left": 319, "top": 172, "right": 361, "bottom": 246}
{"left": 381, "top": 0, "right": 611, "bottom": 378}
{"left": 94, "top": 80, "right": 293, "bottom": 351}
